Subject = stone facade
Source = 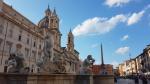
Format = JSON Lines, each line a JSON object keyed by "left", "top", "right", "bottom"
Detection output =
{"left": 0, "top": 1, "right": 80, "bottom": 73}
{"left": 92, "top": 64, "right": 113, "bottom": 75}
{"left": 118, "top": 59, "right": 137, "bottom": 76}
{"left": 118, "top": 44, "right": 150, "bottom": 76}
{"left": 140, "top": 44, "right": 150, "bottom": 74}
{"left": 0, "top": 73, "right": 114, "bottom": 84}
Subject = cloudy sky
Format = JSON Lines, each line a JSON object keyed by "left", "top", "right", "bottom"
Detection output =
{"left": 4, "top": 0, "right": 150, "bottom": 67}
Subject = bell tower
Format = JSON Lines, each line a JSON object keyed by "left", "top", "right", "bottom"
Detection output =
{"left": 48, "top": 8, "right": 61, "bottom": 50}
{"left": 38, "top": 6, "right": 61, "bottom": 51}
{"left": 67, "top": 29, "right": 74, "bottom": 53}
{"left": 45, "top": 5, "right": 51, "bottom": 17}
{"left": 49, "top": 9, "right": 59, "bottom": 29}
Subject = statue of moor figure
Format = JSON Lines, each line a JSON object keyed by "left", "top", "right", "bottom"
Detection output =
{"left": 81, "top": 55, "right": 95, "bottom": 75}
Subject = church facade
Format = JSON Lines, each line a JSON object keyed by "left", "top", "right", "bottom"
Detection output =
{"left": 0, "top": 1, "right": 80, "bottom": 73}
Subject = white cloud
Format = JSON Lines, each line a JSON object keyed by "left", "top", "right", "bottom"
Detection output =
{"left": 105, "top": 0, "right": 131, "bottom": 7}
{"left": 121, "top": 35, "right": 129, "bottom": 41}
{"left": 91, "top": 44, "right": 99, "bottom": 48}
{"left": 127, "top": 10, "right": 145, "bottom": 25}
{"left": 115, "top": 46, "right": 129, "bottom": 55}
{"left": 127, "top": 4, "right": 150, "bottom": 26}
{"left": 73, "top": 14, "right": 127, "bottom": 36}
{"left": 73, "top": 4, "right": 150, "bottom": 37}
{"left": 111, "top": 61, "right": 119, "bottom": 68}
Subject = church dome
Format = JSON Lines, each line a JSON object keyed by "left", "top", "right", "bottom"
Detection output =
{"left": 38, "top": 5, "right": 51, "bottom": 28}
{"left": 38, "top": 16, "right": 49, "bottom": 28}
{"left": 38, "top": 5, "right": 59, "bottom": 29}
{"left": 144, "top": 44, "right": 150, "bottom": 51}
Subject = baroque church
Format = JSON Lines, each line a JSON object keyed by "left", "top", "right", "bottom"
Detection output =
{"left": 0, "top": 1, "right": 80, "bottom": 73}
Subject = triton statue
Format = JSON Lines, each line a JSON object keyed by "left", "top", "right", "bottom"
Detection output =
{"left": 7, "top": 53, "right": 25, "bottom": 73}
{"left": 6, "top": 44, "right": 28, "bottom": 73}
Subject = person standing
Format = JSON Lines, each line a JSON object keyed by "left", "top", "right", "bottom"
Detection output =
{"left": 142, "top": 76, "right": 147, "bottom": 84}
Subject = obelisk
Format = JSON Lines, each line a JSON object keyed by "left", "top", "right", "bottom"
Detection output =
{"left": 99, "top": 43, "right": 107, "bottom": 75}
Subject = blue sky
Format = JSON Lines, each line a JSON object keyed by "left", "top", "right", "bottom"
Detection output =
{"left": 4, "top": 0, "right": 150, "bottom": 67}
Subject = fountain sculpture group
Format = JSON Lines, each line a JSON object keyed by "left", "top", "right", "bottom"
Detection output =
{"left": 6, "top": 30, "right": 96, "bottom": 74}
{"left": 7, "top": 33, "right": 95, "bottom": 74}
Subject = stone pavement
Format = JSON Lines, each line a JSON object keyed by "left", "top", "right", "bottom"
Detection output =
{"left": 115, "top": 79, "right": 150, "bottom": 84}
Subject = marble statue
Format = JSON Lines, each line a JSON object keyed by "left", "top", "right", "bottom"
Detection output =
{"left": 7, "top": 52, "right": 25, "bottom": 73}
{"left": 6, "top": 43, "right": 28, "bottom": 73}
{"left": 53, "top": 56, "right": 66, "bottom": 73}
{"left": 80, "top": 55, "right": 95, "bottom": 75}
{"left": 37, "top": 32, "right": 67, "bottom": 73}
{"left": 7, "top": 53, "right": 17, "bottom": 73}
{"left": 43, "top": 33, "right": 54, "bottom": 62}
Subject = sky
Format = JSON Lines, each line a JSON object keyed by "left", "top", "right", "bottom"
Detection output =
{"left": 3, "top": 0, "right": 150, "bottom": 68}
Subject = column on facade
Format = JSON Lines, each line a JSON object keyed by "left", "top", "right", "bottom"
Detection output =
{"left": 35, "top": 36, "right": 39, "bottom": 73}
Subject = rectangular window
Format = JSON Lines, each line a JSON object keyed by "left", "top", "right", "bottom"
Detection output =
{"left": 27, "top": 38, "right": 29, "bottom": 45}
{"left": 32, "top": 51, "right": 36, "bottom": 61}
{"left": 33, "top": 41, "right": 36, "bottom": 47}
{"left": 8, "top": 29, "right": 13, "bottom": 38}
{"left": 18, "top": 35, "right": 21, "bottom": 41}
{"left": 0, "top": 24, "right": 4, "bottom": 34}
{"left": 0, "top": 38, "right": 3, "bottom": 51}
{"left": 18, "top": 30, "right": 22, "bottom": 41}
{"left": 51, "top": 19, "right": 53, "bottom": 23}
{"left": 39, "top": 44, "right": 41, "bottom": 49}
{"left": 25, "top": 48, "right": 29, "bottom": 57}
{"left": 5, "top": 41, "right": 13, "bottom": 53}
